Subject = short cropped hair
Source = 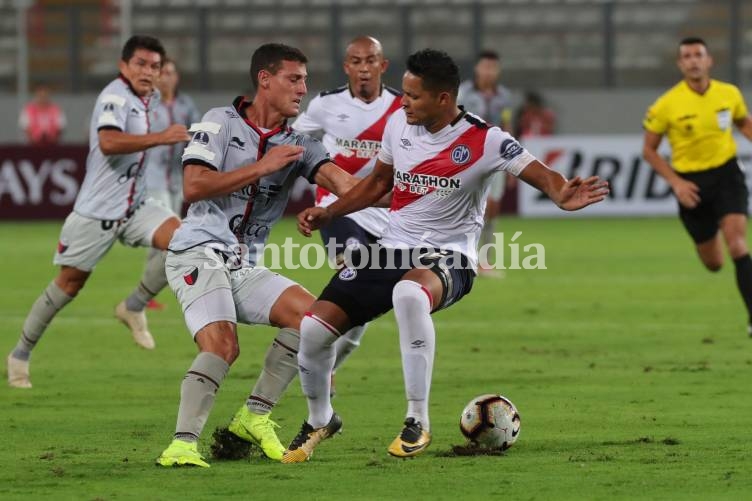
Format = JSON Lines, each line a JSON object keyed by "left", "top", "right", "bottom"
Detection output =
{"left": 121, "top": 35, "right": 166, "bottom": 63}
{"left": 679, "top": 37, "right": 707, "bottom": 49}
{"left": 406, "top": 49, "right": 460, "bottom": 97}
{"left": 250, "top": 43, "right": 308, "bottom": 90}
{"left": 476, "top": 49, "right": 500, "bottom": 62}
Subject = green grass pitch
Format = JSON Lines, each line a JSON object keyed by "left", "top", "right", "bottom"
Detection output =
{"left": 3, "top": 217, "right": 751, "bottom": 500}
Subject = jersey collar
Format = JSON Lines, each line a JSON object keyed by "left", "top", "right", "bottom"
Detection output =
{"left": 347, "top": 84, "right": 384, "bottom": 104}
{"left": 232, "top": 96, "right": 289, "bottom": 137}
{"left": 117, "top": 73, "right": 158, "bottom": 107}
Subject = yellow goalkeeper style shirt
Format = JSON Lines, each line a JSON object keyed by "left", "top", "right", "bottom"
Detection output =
{"left": 643, "top": 79, "right": 748, "bottom": 173}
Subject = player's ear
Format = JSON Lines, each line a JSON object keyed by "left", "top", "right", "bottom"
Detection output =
{"left": 380, "top": 58, "right": 389, "bottom": 74}
{"left": 437, "top": 91, "right": 452, "bottom": 106}
{"left": 118, "top": 59, "right": 128, "bottom": 74}
{"left": 258, "top": 69, "right": 271, "bottom": 89}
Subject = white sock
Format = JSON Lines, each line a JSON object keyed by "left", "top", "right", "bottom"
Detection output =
{"left": 298, "top": 314, "right": 339, "bottom": 428}
{"left": 332, "top": 324, "right": 367, "bottom": 371}
{"left": 393, "top": 280, "right": 435, "bottom": 431}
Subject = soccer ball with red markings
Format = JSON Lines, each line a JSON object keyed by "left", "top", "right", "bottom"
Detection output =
{"left": 459, "top": 394, "right": 521, "bottom": 450}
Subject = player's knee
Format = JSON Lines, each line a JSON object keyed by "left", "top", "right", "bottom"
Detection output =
{"left": 198, "top": 330, "right": 240, "bottom": 363}
{"left": 702, "top": 259, "right": 723, "bottom": 272}
{"left": 393, "top": 280, "right": 432, "bottom": 312}
{"left": 727, "top": 240, "right": 749, "bottom": 260}
{"left": 209, "top": 339, "right": 239, "bottom": 364}
{"left": 56, "top": 276, "right": 87, "bottom": 297}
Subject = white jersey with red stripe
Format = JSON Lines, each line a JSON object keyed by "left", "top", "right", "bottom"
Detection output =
{"left": 292, "top": 85, "right": 401, "bottom": 237}
{"left": 378, "top": 109, "right": 536, "bottom": 270}
{"left": 74, "top": 75, "right": 161, "bottom": 220}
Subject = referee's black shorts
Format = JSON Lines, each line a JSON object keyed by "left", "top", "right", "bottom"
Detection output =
{"left": 678, "top": 157, "right": 748, "bottom": 244}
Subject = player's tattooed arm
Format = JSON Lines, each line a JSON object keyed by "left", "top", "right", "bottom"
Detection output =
{"left": 183, "top": 144, "right": 303, "bottom": 202}
{"left": 298, "top": 159, "right": 394, "bottom": 236}
{"left": 519, "top": 159, "right": 609, "bottom": 211}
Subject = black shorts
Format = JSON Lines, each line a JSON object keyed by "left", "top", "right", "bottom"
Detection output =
{"left": 678, "top": 157, "right": 748, "bottom": 243}
{"left": 318, "top": 246, "right": 476, "bottom": 327}
{"left": 319, "top": 216, "right": 379, "bottom": 265}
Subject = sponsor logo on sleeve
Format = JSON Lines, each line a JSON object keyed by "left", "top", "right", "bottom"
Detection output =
{"left": 500, "top": 139, "right": 523, "bottom": 160}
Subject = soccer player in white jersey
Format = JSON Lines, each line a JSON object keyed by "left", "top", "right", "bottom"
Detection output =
{"left": 156, "top": 43, "right": 362, "bottom": 468}
{"left": 146, "top": 58, "right": 201, "bottom": 215}
{"left": 143, "top": 58, "right": 201, "bottom": 310}
{"left": 6, "top": 36, "right": 191, "bottom": 389}
{"left": 292, "top": 36, "right": 401, "bottom": 393}
{"left": 282, "top": 49, "right": 608, "bottom": 462}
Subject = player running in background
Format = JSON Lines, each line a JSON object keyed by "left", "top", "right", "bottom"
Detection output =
{"left": 143, "top": 58, "right": 201, "bottom": 310}
{"left": 282, "top": 49, "right": 608, "bottom": 462}
{"left": 146, "top": 57, "right": 201, "bottom": 215}
{"left": 643, "top": 37, "right": 752, "bottom": 337}
{"left": 292, "top": 35, "right": 401, "bottom": 394}
{"left": 458, "top": 50, "right": 515, "bottom": 276}
{"left": 6, "top": 35, "right": 190, "bottom": 389}
{"left": 155, "top": 43, "right": 361, "bottom": 468}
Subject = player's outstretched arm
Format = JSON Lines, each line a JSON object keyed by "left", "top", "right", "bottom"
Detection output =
{"left": 98, "top": 124, "right": 190, "bottom": 155}
{"left": 642, "top": 130, "right": 700, "bottom": 208}
{"left": 183, "top": 144, "right": 303, "bottom": 203}
{"left": 519, "top": 159, "right": 609, "bottom": 211}
{"left": 298, "top": 159, "right": 394, "bottom": 236}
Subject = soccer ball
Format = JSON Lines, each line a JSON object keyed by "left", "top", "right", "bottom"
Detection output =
{"left": 459, "top": 394, "right": 521, "bottom": 450}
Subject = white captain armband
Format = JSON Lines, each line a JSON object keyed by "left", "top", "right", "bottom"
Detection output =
{"left": 189, "top": 121, "right": 222, "bottom": 134}
{"left": 183, "top": 144, "right": 216, "bottom": 161}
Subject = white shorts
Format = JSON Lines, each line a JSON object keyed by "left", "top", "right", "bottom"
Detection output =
{"left": 53, "top": 200, "right": 176, "bottom": 271}
{"left": 147, "top": 191, "right": 183, "bottom": 217}
{"left": 488, "top": 171, "right": 507, "bottom": 201}
{"left": 165, "top": 246, "right": 301, "bottom": 336}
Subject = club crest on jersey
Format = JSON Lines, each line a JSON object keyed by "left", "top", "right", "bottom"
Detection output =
{"left": 451, "top": 145, "right": 471, "bottom": 165}
{"left": 338, "top": 267, "right": 357, "bottom": 281}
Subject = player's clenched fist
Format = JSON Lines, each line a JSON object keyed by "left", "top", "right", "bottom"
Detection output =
{"left": 297, "top": 206, "right": 330, "bottom": 237}
{"left": 159, "top": 124, "right": 191, "bottom": 144}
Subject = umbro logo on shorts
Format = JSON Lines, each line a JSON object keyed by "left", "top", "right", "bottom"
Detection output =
{"left": 183, "top": 267, "right": 199, "bottom": 285}
{"left": 57, "top": 240, "right": 68, "bottom": 254}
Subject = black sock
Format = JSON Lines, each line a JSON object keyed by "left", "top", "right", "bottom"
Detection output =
{"left": 732, "top": 254, "right": 752, "bottom": 324}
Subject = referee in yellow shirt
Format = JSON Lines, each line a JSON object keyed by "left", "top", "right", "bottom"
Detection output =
{"left": 643, "top": 37, "right": 752, "bottom": 336}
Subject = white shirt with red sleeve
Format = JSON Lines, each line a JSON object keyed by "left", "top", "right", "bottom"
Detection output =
{"left": 378, "top": 109, "right": 536, "bottom": 270}
{"left": 292, "top": 85, "right": 402, "bottom": 237}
